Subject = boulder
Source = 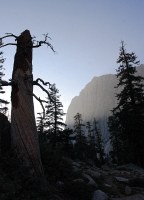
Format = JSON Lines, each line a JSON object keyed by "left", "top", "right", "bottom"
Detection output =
{"left": 115, "top": 177, "right": 129, "bottom": 183}
{"left": 73, "top": 179, "right": 85, "bottom": 183}
{"left": 85, "top": 169, "right": 101, "bottom": 179}
{"left": 82, "top": 173, "right": 97, "bottom": 187}
{"left": 125, "top": 186, "right": 132, "bottom": 195}
{"left": 92, "top": 190, "right": 108, "bottom": 200}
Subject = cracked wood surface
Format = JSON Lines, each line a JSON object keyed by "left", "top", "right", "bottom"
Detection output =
{"left": 11, "top": 30, "right": 44, "bottom": 177}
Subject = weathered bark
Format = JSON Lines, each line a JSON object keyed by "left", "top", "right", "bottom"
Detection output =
{"left": 11, "top": 30, "right": 44, "bottom": 178}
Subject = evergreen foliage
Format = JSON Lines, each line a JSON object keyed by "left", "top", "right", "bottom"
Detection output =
{"left": 45, "top": 84, "right": 66, "bottom": 146}
{"left": 108, "top": 115, "right": 124, "bottom": 164}
{"left": 0, "top": 52, "right": 9, "bottom": 114}
{"left": 73, "top": 114, "right": 105, "bottom": 165}
{"left": 93, "top": 119, "right": 105, "bottom": 165}
{"left": 86, "top": 121, "right": 97, "bottom": 162}
{"left": 73, "top": 113, "right": 87, "bottom": 160}
{"left": 108, "top": 42, "right": 144, "bottom": 166}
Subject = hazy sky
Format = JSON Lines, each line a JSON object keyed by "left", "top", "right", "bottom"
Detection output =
{"left": 1, "top": 0, "right": 144, "bottom": 115}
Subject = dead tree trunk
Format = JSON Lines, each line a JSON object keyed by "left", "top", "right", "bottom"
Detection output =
{"left": 11, "top": 30, "right": 44, "bottom": 178}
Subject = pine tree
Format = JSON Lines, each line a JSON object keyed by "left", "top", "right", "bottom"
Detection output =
{"left": 108, "top": 115, "right": 124, "bottom": 164}
{"left": 93, "top": 119, "right": 105, "bottom": 164}
{"left": 73, "top": 113, "right": 87, "bottom": 160}
{"left": 37, "top": 112, "right": 44, "bottom": 134}
{"left": 45, "top": 84, "right": 66, "bottom": 146}
{"left": 86, "top": 121, "right": 97, "bottom": 162}
{"left": 36, "top": 112, "right": 48, "bottom": 145}
{"left": 58, "top": 128, "right": 74, "bottom": 158}
{"left": 0, "top": 52, "right": 9, "bottom": 114}
{"left": 109, "top": 42, "right": 144, "bottom": 166}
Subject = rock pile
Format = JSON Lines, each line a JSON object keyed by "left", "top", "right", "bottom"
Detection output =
{"left": 70, "top": 161, "right": 144, "bottom": 200}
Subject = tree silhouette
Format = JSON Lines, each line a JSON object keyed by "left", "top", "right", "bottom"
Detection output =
{"left": 0, "top": 30, "right": 55, "bottom": 182}
{"left": 45, "top": 84, "right": 66, "bottom": 147}
{"left": 109, "top": 42, "right": 144, "bottom": 166}
{"left": 74, "top": 113, "right": 87, "bottom": 160}
{"left": 0, "top": 52, "right": 9, "bottom": 114}
{"left": 93, "top": 119, "right": 105, "bottom": 164}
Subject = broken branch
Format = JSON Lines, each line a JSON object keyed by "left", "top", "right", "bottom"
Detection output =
{"left": 0, "top": 80, "right": 12, "bottom": 86}
{"left": 32, "top": 33, "right": 55, "bottom": 52}
{"left": 0, "top": 33, "right": 18, "bottom": 40}
{"left": 33, "top": 78, "right": 53, "bottom": 102}
{"left": 0, "top": 33, "right": 18, "bottom": 48}
{"left": 0, "top": 43, "right": 17, "bottom": 48}
{"left": 33, "top": 93, "right": 48, "bottom": 119}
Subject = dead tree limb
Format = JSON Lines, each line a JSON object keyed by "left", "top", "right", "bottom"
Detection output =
{"left": 0, "top": 33, "right": 18, "bottom": 48}
{"left": 0, "top": 80, "right": 12, "bottom": 86}
{"left": 33, "top": 93, "right": 48, "bottom": 119}
{"left": 0, "top": 32, "right": 55, "bottom": 52}
{"left": 32, "top": 33, "right": 55, "bottom": 52}
{"left": 1, "top": 33, "right": 18, "bottom": 39}
{"left": 33, "top": 78, "right": 54, "bottom": 102}
{"left": 34, "top": 78, "right": 51, "bottom": 88}
{"left": 0, "top": 43, "right": 17, "bottom": 48}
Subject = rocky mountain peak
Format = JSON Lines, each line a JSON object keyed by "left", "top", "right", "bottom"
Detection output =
{"left": 66, "top": 65, "right": 144, "bottom": 152}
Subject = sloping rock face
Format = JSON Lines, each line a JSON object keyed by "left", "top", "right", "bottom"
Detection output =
{"left": 66, "top": 65, "right": 144, "bottom": 151}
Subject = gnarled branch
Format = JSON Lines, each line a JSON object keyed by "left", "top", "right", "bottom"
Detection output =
{"left": 0, "top": 80, "right": 12, "bottom": 86}
{"left": 32, "top": 33, "right": 55, "bottom": 52}
{"left": 0, "top": 43, "right": 17, "bottom": 48}
{"left": 0, "top": 32, "right": 55, "bottom": 53}
{"left": 0, "top": 33, "right": 18, "bottom": 48}
{"left": 33, "top": 78, "right": 51, "bottom": 88}
{"left": 0, "top": 33, "right": 18, "bottom": 40}
{"left": 33, "top": 93, "right": 48, "bottom": 119}
{"left": 33, "top": 78, "right": 53, "bottom": 102}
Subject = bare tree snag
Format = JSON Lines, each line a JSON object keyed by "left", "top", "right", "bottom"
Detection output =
{"left": 9, "top": 30, "right": 44, "bottom": 178}
{"left": 0, "top": 30, "right": 55, "bottom": 184}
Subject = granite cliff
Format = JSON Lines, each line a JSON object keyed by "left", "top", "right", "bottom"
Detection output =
{"left": 66, "top": 65, "right": 144, "bottom": 152}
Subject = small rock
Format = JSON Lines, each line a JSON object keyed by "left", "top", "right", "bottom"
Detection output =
{"left": 116, "top": 164, "right": 144, "bottom": 174}
{"left": 104, "top": 183, "right": 112, "bottom": 188}
{"left": 73, "top": 165, "right": 80, "bottom": 172}
{"left": 101, "top": 171, "right": 109, "bottom": 176}
{"left": 115, "top": 176, "right": 129, "bottom": 183}
{"left": 72, "top": 161, "right": 81, "bottom": 167}
{"left": 85, "top": 169, "right": 101, "bottom": 179}
{"left": 101, "top": 164, "right": 111, "bottom": 171}
{"left": 111, "top": 194, "right": 144, "bottom": 200}
{"left": 125, "top": 185, "right": 132, "bottom": 195}
{"left": 92, "top": 190, "right": 108, "bottom": 200}
{"left": 56, "top": 181, "right": 64, "bottom": 187}
{"left": 73, "top": 178, "right": 84, "bottom": 183}
{"left": 82, "top": 173, "right": 97, "bottom": 187}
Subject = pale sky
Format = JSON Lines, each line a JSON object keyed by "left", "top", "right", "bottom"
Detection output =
{"left": 1, "top": 0, "right": 144, "bottom": 116}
